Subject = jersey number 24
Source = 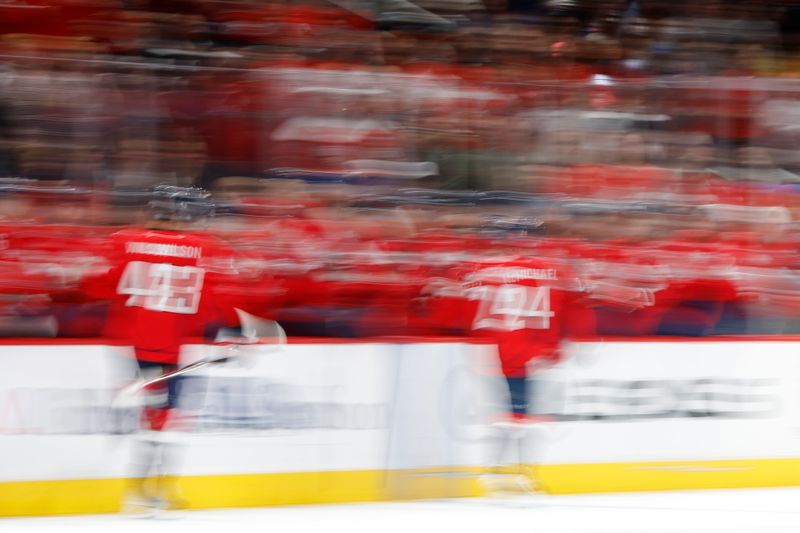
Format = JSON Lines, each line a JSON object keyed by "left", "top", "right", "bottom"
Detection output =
{"left": 468, "top": 284, "right": 554, "bottom": 331}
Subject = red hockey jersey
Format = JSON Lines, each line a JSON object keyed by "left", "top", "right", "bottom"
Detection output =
{"left": 426, "top": 256, "right": 593, "bottom": 377}
{"left": 87, "top": 228, "right": 240, "bottom": 363}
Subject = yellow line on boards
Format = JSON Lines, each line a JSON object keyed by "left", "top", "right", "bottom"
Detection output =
{"left": 0, "top": 478, "right": 127, "bottom": 517}
{"left": 0, "top": 469, "right": 481, "bottom": 517}
{"left": 3, "top": 459, "right": 800, "bottom": 517}
{"left": 535, "top": 458, "right": 800, "bottom": 494}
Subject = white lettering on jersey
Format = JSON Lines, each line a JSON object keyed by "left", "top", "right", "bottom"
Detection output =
{"left": 465, "top": 267, "right": 558, "bottom": 284}
{"left": 468, "top": 284, "right": 555, "bottom": 331}
{"left": 125, "top": 242, "right": 202, "bottom": 260}
{"left": 117, "top": 261, "right": 205, "bottom": 314}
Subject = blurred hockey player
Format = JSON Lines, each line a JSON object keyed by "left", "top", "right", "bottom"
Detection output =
{"left": 85, "top": 185, "right": 244, "bottom": 515}
{"left": 422, "top": 249, "right": 594, "bottom": 490}
{"left": 464, "top": 255, "right": 591, "bottom": 414}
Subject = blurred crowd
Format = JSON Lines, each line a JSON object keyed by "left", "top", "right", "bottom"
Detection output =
{"left": 3, "top": 0, "right": 800, "bottom": 338}
{"left": 0, "top": 182, "right": 796, "bottom": 339}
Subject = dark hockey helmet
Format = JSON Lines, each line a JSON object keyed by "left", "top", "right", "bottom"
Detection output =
{"left": 149, "top": 185, "right": 215, "bottom": 221}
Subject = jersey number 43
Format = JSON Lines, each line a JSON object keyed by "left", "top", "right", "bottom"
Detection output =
{"left": 117, "top": 261, "right": 205, "bottom": 314}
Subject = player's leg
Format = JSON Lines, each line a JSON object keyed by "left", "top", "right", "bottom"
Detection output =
{"left": 487, "top": 374, "right": 527, "bottom": 468}
{"left": 506, "top": 375, "right": 528, "bottom": 419}
{"left": 506, "top": 366, "right": 558, "bottom": 494}
{"left": 149, "top": 363, "right": 188, "bottom": 511}
{"left": 123, "top": 359, "right": 184, "bottom": 515}
{"left": 505, "top": 373, "right": 537, "bottom": 489}
{"left": 483, "top": 371, "right": 535, "bottom": 495}
{"left": 123, "top": 437, "right": 159, "bottom": 515}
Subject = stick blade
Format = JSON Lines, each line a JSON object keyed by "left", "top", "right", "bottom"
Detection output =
{"left": 234, "top": 308, "right": 287, "bottom": 345}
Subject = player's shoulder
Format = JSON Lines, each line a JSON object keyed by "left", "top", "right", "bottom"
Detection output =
{"left": 113, "top": 227, "right": 222, "bottom": 245}
{"left": 476, "top": 254, "right": 566, "bottom": 271}
{"left": 466, "top": 254, "right": 583, "bottom": 291}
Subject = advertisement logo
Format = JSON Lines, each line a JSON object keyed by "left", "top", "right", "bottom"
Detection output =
{"left": 178, "top": 376, "right": 389, "bottom": 432}
{"left": 0, "top": 388, "right": 138, "bottom": 435}
{"left": 533, "top": 377, "right": 781, "bottom": 421}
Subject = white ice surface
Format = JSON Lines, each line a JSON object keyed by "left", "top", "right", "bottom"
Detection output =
{"left": 5, "top": 488, "right": 800, "bottom": 533}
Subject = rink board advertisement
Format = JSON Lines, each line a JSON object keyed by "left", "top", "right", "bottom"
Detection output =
{"left": 0, "top": 341, "right": 496, "bottom": 516}
{"left": 531, "top": 341, "right": 800, "bottom": 493}
{"left": 4, "top": 339, "right": 800, "bottom": 515}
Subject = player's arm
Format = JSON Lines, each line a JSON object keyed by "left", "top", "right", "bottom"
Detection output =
{"left": 558, "top": 269, "right": 598, "bottom": 340}
{"left": 411, "top": 268, "right": 472, "bottom": 336}
{"left": 560, "top": 292, "right": 597, "bottom": 340}
{"left": 73, "top": 232, "right": 128, "bottom": 301}
{"left": 199, "top": 234, "right": 286, "bottom": 329}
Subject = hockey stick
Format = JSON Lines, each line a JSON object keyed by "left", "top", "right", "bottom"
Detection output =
{"left": 114, "top": 309, "right": 286, "bottom": 406}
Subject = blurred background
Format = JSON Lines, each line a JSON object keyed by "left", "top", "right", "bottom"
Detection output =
{"left": 2, "top": 0, "right": 800, "bottom": 339}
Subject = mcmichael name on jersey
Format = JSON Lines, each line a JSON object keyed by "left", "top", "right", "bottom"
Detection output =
{"left": 465, "top": 266, "right": 559, "bottom": 285}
